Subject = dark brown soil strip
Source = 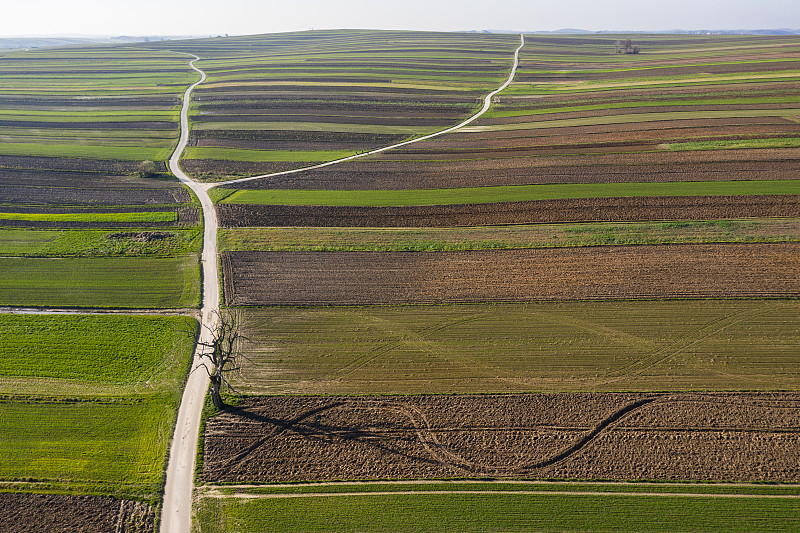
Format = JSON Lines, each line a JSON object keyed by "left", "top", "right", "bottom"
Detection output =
{"left": 216, "top": 195, "right": 800, "bottom": 227}
{"left": 221, "top": 243, "right": 800, "bottom": 306}
{"left": 0, "top": 493, "right": 154, "bottom": 533}
{"left": 203, "top": 393, "right": 800, "bottom": 483}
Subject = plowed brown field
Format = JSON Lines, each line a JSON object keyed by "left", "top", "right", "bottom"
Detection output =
{"left": 202, "top": 393, "right": 800, "bottom": 483}
{"left": 217, "top": 195, "right": 800, "bottom": 228}
{"left": 221, "top": 242, "right": 800, "bottom": 305}
{"left": 0, "top": 493, "right": 154, "bottom": 533}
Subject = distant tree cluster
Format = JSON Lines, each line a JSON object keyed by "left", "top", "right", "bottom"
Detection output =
{"left": 614, "top": 39, "right": 640, "bottom": 54}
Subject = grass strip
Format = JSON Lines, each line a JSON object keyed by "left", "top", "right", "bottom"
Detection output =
{"left": 667, "top": 137, "right": 800, "bottom": 151}
{"left": 0, "top": 212, "right": 177, "bottom": 224}
{"left": 0, "top": 143, "right": 172, "bottom": 161}
{"left": 217, "top": 180, "right": 800, "bottom": 207}
{"left": 218, "top": 219, "right": 800, "bottom": 252}
{"left": 0, "top": 228, "right": 201, "bottom": 256}
{"left": 195, "top": 490, "right": 800, "bottom": 532}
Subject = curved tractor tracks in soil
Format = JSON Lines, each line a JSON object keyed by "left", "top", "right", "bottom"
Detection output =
{"left": 160, "top": 35, "right": 525, "bottom": 532}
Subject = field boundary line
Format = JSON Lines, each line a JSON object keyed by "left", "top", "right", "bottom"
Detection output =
{"left": 202, "top": 480, "right": 800, "bottom": 489}
{"left": 213, "top": 34, "right": 526, "bottom": 189}
{"left": 0, "top": 307, "right": 197, "bottom": 316}
{"left": 199, "top": 489, "right": 800, "bottom": 500}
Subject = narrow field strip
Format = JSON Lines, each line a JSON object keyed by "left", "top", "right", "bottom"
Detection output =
{"left": 195, "top": 490, "right": 800, "bottom": 533}
{"left": 222, "top": 243, "right": 800, "bottom": 306}
{"left": 203, "top": 489, "right": 800, "bottom": 500}
{"left": 217, "top": 218, "right": 800, "bottom": 252}
{"left": 215, "top": 180, "right": 800, "bottom": 206}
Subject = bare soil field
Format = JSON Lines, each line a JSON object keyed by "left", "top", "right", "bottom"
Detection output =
{"left": 202, "top": 393, "right": 800, "bottom": 483}
{"left": 221, "top": 242, "right": 800, "bottom": 305}
{"left": 0, "top": 155, "right": 143, "bottom": 173}
{"left": 217, "top": 195, "right": 800, "bottom": 227}
{"left": 0, "top": 168, "right": 190, "bottom": 205}
{"left": 0, "top": 493, "right": 154, "bottom": 533}
{"left": 227, "top": 159, "right": 800, "bottom": 190}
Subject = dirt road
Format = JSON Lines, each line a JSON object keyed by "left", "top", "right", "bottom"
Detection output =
{"left": 159, "top": 35, "right": 525, "bottom": 532}
{"left": 160, "top": 55, "right": 218, "bottom": 533}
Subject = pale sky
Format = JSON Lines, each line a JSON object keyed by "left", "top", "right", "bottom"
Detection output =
{"left": 4, "top": 0, "right": 799, "bottom": 37}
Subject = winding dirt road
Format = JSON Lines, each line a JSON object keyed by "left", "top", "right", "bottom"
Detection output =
{"left": 160, "top": 55, "right": 217, "bottom": 533}
{"left": 160, "top": 36, "right": 524, "bottom": 532}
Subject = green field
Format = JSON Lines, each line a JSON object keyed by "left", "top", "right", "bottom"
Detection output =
{"left": 0, "top": 211, "right": 177, "bottom": 224}
{"left": 0, "top": 398, "right": 177, "bottom": 501}
{"left": 0, "top": 314, "right": 196, "bottom": 396}
{"left": 235, "top": 300, "right": 800, "bottom": 395}
{"left": 214, "top": 180, "right": 800, "bottom": 206}
{"left": 195, "top": 483, "right": 800, "bottom": 533}
{"left": 218, "top": 218, "right": 800, "bottom": 252}
{"left": 0, "top": 228, "right": 202, "bottom": 256}
{"left": 0, "top": 313, "right": 198, "bottom": 502}
{"left": 0, "top": 256, "right": 199, "bottom": 308}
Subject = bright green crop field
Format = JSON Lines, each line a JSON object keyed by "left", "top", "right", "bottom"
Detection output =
{"left": 0, "top": 313, "right": 198, "bottom": 502}
{"left": 195, "top": 483, "right": 800, "bottom": 533}
{"left": 214, "top": 180, "right": 800, "bottom": 206}
{"left": 0, "top": 211, "right": 177, "bottom": 224}
{"left": 0, "top": 255, "right": 199, "bottom": 308}
{"left": 0, "top": 314, "right": 196, "bottom": 395}
{"left": 0, "top": 228, "right": 202, "bottom": 256}
{"left": 0, "top": 398, "right": 177, "bottom": 501}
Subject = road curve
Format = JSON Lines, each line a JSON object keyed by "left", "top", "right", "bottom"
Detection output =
{"left": 159, "top": 35, "right": 525, "bottom": 532}
{"left": 219, "top": 33, "right": 525, "bottom": 187}
{"left": 160, "top": 55, "right": 218, "bottom": 533}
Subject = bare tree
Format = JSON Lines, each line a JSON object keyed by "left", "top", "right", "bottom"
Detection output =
{"left": 196, "top": 310, "right": 247, "bottom": 409}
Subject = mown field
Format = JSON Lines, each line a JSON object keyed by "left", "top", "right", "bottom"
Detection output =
{"left": 231, "top": 300, "right": 800, "bottom": 394}
{"left": 145, "top": 30, "right": 520, "bottom": 180}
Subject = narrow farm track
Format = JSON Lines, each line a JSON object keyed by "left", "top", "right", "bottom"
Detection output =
{"left": 160, "top": 37, "right": 526, "bottom": 532}
{"left": 219, "top": 33, "right": 526, "bottom": 187}
{"left": 160, "top": 54, "right": 217, "bottom": 533}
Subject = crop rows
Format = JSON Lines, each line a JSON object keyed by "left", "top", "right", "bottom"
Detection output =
{"left": 229, "top": 300, "right": 800, "bottom": 395}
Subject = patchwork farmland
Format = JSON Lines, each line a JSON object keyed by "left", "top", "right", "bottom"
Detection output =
{"left": 0, "top": 41, "right": 203, "bottom": 533}
{"left": 2, "top": 29, "right": 799, "bottom": 533}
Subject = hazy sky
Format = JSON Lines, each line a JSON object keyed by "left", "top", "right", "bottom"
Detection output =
{"left": 4, "top": 0, "right": 799, "bottom": 37}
